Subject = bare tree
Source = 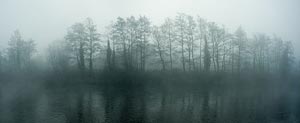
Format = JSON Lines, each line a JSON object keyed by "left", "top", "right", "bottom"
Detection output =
{"left": 152, "top": 26, "right": 166, "bottom": 71}
{"left": 8, "top": 30, "right": 36, "bottom": 71}
{"left": 8, "top": 30, "right": 23, "bottom": 70}
{"left": 270, "top": 35, "right": 284, "bottom": 73}
{"left": 186, "top": 15, "right": 197, "bottom": 71}
{"left": 112, "top": 17, "right": 128, "bottom": 70}
{"left": 279, "top": 41, "right": 294, "bottom": 78}
{"left": 47, "top": 40, "right": 71, "bottom": 73}
{"left": 175, "top": 13, "right": 187, "bottom": 72}
{"left": 161, "top": 18, "right": 175, "bottom": 71}
{"left": 85, "top": 18, "right": 100, "bottom": 76}
{"left": 234, "top": 26, "right": 247, "bottom": 73}
{"left": 196, "top": 17, "right": 207, "bottom": 72}
{"left": 137, "top": 16, "right": 151, "bottom": 71}
{"left": 203, "top": 35, "right": 211, "bottom": 72}
{"left": 252, "top": 33, "right": 270, "bottom": 73}
{"left": 126, "top": 16, "right": 137, "bottom": 70}
{"left": 65, "top": 23, "right": 87, "bottom": 74}
{"left": 208, "top": 23, "right": 224, "bottom": 72}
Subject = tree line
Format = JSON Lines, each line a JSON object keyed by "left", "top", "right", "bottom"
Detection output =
{"left": 0, "top": 13, "right": 296, "bottom": 78}
{"left": 0, "top": 30, "right": 36, "bottom": 73}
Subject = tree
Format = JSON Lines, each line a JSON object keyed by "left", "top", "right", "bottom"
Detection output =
{"left": 46, "top": 13, "right": 296, "bottom": 75}
{"left": 175, "top": 13, "right": 187, "bottom": 72}
{"left": 270, "top": 35, "right": 284, "bottom": 73}
{"left": 65, "top": 23, "right": 87, "bottom": 74}
{"left": 126, "top": 16, "right": 138, "bottom": 70}
{"left": 85, "top": 18, "right": 100, "bottom": 76}
{"left": 0, "top": 48, "right": 7, "bottom": 74}
{"left": 196, "top": 17, "right": 207, "bottom": 72}
{"left": 7, "top": 30, "right": 36, "bottom": 71}
{"left": 186, "top": 15, "right": 197, "bottom": 71}
{"left": 105, "top": 23, "right": 117, "bottom": 71}
{"left": 8, "top": 30, "right": 23, "bottom": 70}
{"left": 252, "top": 33, "right": 270, "bottom": 73}
{"left": 105, "top": 38, "right": 113, "bottom": 71}
{"left": 221, "top": 32, "right": 232, "bottom": 72}
{"left": 137, "top": 16, "right": 151, "bottom": 71}
{"left": 298, "top": 60, "right": 300, "bottom": 75}
{"left": 208, "top": 22, "right": 224, "bottom": 72}
{"left": 152, "top": 26, "right": 166, "bottom": 71}
{"left": 23, "top": 39, "right": 35, "bottom": 65}
{"left": 111, "top": 17, "right": 127, "bottom": 70}
{"left": 203, "top": 35, "right": 211, "bottom": 72}
{"left": 161, "top": 18, "right": 175, "bottom": 70}
{"left": 234, "top": 26, "right": 247, "bottom": 73}
{"left": 279, "top": 41, "right": 294, "bottom": 78}
{"left": 0, "top": 49, "right": 3, "bottom": 73}
{"left": 47, "top": 40, "right": 71, "bottom": 73}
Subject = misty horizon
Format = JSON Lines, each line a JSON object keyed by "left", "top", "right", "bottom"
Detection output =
{"left": 0, "top": 0, "right": 299, "bottom": 123}
{"left": 0, "top": 0, "right": 299, "bottom": 58}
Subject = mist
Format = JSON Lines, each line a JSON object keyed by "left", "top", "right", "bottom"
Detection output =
{"left": 0, "top": 0, "right": 300, "bottom": 123}
{"left": 1, "top": 0, "right": 300, "bottom": 56}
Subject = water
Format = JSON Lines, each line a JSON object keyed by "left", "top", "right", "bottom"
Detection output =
{"left": 0, "top": 80, "right": 299, "bottom": 123}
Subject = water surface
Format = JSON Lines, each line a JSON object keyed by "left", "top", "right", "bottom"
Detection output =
{"left": 0, "top": 80, "right": 299, "bottom": 123}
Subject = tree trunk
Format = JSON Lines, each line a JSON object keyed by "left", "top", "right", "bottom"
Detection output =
{"left": 79, "top": 42, "right": 85, "bottom": 75}
{"left": 181, "top": 39, "right": 186, "bottom": 72}
{"left": 216, "top": 43, "right": 220, "bottom": 72}
{"left": 222, "top": 44, "right": 226, "bottom": 72}
{"left": 89, "top": 52, "right": 93, "bottom": 75}
{"left": 188, "top": 43, "right": 191, "bottom": 71}
{"left": 191, "top": 37, "right": 195, "bottom": 71}
{"left": 89, "top": 41, "right": 93, "bottom": 76}
{"left": 106, "top": 40, "right": 112, "bottom": 71}
{"left": 122, "top": 36, "right": 128, "bottom": 70}
{"left": 237, "top": 45, "right": 241, "bottom": 73}
{"left": 199, "top": 38, "right": 202, "bottom": 72}
{"left": 212, "top": 37, "right": 216, "bottom": 72}
{"left": 204, "top": 35, "right": 211, "bottom": 72}
{"left": 168, "top": 32, "right": 173, "bottom": 71}
{"left": 158, "top": 46, "right": 165, "bottom": 71}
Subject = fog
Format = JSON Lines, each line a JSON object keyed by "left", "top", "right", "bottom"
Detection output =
{"left": 0, "top": 0, "right": 300, "bottom": 123}
{"left": 0, "top": 0, "right": 300, "bottom": 56}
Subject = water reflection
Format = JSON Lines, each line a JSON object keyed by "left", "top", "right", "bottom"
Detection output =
{"left": 0, "top": 80, "right": 299, "bottom": 123}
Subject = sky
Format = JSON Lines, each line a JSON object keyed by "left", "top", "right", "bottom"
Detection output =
{"left": 0, "top": 0, "right": 299, "bottom": 58}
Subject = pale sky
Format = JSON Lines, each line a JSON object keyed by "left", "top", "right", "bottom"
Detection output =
{"left": 0, "top": 0, "right": 299, "bottom": 57}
